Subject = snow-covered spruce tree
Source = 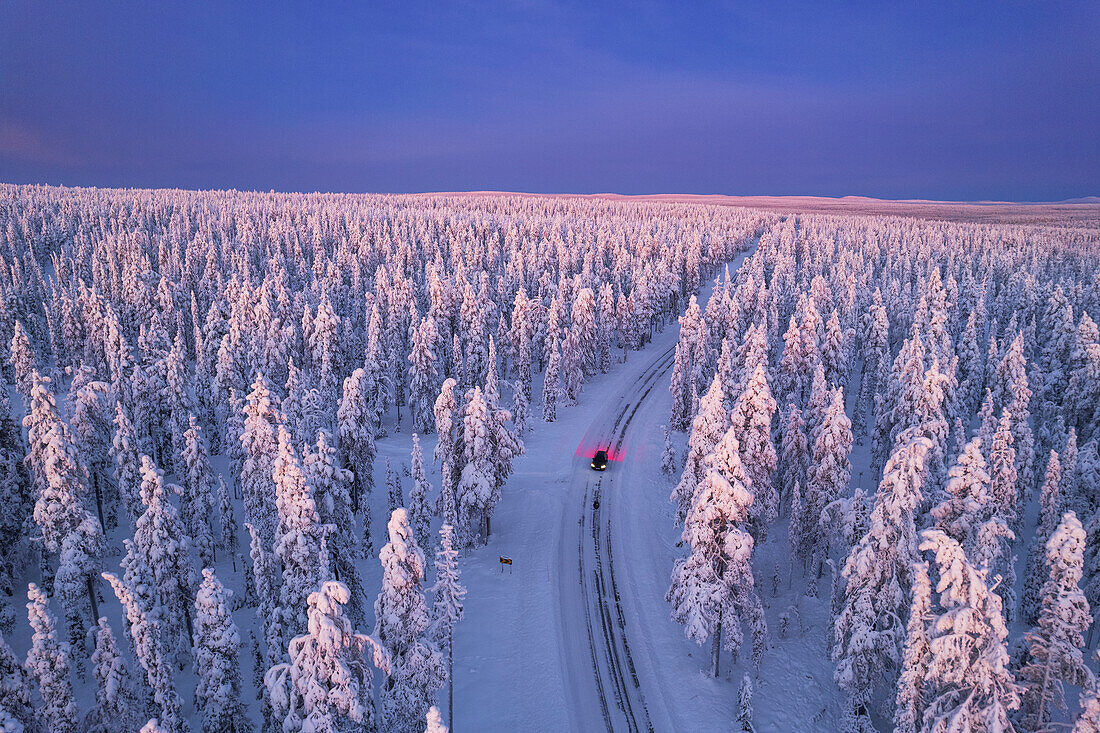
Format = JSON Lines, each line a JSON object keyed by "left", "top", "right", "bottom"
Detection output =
{"left": 995, "top": 333, "right": 1034, "bottom": 494}
{"left": 832, "top": 433, "right": 932, "bottom": 730}
{"left": 778, "top": 403, "right": 809, "bottom": 514}
{"left": 193, "top": 568, "right": 251, "bottom": 733}
{"left": 224, "top": 388, "right": 247, "bottom": 487}
{"left": 668, "top": 338, "right": 692, "bottom": 432}
{"left": 597, "top": 282, "right": 615, "bottom": 375}
{"left": 737, "top": 324, "right": 769, "bottom": 398}
{"left": 430, "top": 524, "right": 465, "bottom": 732}
{"left": 338, "top": 367, "right": 377, "bottom": 514}
{"left": 24, "top": 583, "right": 78, "bottom": 733}
{"left": 821, "top": 308, "right": 847, "bottom": 388}
{"left": 737, "top": 673, "right": 754, "bottom": 732}
{"left": 671, "top": 374, "right": 727, "bottom": 525}
{"left": 778, "top": 316, "right": 806, "bottom": 407}
{"left": 303, "top": 429, "right": 365, "bottom": 623}
{"left": 1017, "top": 511, "right": 1093, "bottom": 730}
{"left": 918, "top": 528, "right": 1020, "bottom": 732}
{"left": 1063, "top": 428, "right": 1082, "bottom": 516}
{"left": 134, "top": 456, "right": 195, "bottom": 663}
{"left": 854, "top": 289, "right": 890, "bottom": 439}
{"left": 409, "top": 434, "right": 433, "bottom": 551}
{"left": 364, "top": 304, "right": 392, "bottom": 438}
{"left": 240, "top": 372, "right": 280, "bottom": 544}
{"left": 668, "top": 424, "right": 763, "bottom": 677}
{"left": 462, "top": 385, "right": 517, "bottom": 545}
{"left": 55, "top": 512, "right": 105, "bottom": 678}
{"left": 162, "top": 335, "right": 196, "bottom": 476}
{"left": 8, "top": 320, "right": 37, "bottom": 403}
{"left": 510, "top": 378, "right": 530, "bottom": 436}
{"left": 971, "top": 517, "right": 1018, "bottom": 625}
{"left": 22, "top": 372, "right": 94, "bottom": 558}
{"left": 433, "top": 379, "right": 461, "bottom": 535}
{"left": 247, "top": 521, "right": 282, "bottom": 728}
{"left": 273, "top": 425, "right": 329, "bottom": 644}
{"left": 956, "top": 309, "right": 983, "bottom": 419}
{"left": 309, "top": 293, "right": 341, "bottom": 420}
{"left": 805, "top": 389, "right": 852, "bottom": 573}
{"left": 455, "top": 387, "right": 494, "bottom": 546}
{"left": 509, "top": 289, "right": 534, "bottom": 399}
{"left": 180, "top": 414, "right": 216, "bottom": 569}
{"left": 483, "top": 379, "right": 524, "bottom": 539}
{"left": 661, "top": 425, "right": 676, "bottom": 477}
{"left": 265, "top": 581, "right": 389, "bottom": 733}
{"left": 86, "top": 617, "right": 140, "bottom": 733}
{"left": 69, "top": 379, "right": 117, "bottom": 531}
{"left": 484, "top": 336, "right": 500, "bottom": 406}
{"left": 408, "top": 315, "right": 441, "bottom": 435}
{"left": 385, "top": 457, "right": 401, "bottom": 517}
{"left": 0, "top": 378, "right": 31, "bottom": 629}
{"left": 0, "top": 633, "right": 36, "bottom": 731}
{"left": 1023, "top": 450, "right": 1065, "bottom": 624}
{"left": 1067, "top": 313, "right": 1100, "bottom": 443}
{"left": 460, "top": 282, "right": 488, "bottom": 391}
{"left": 730, "top": 363, "right": 778, "bottom": 538}
{"left": 214, "top": 328, "right": 246, "bottom": 452}
{"left": 213, "top": 476, "right": 240, "bottom": 572}
{"left": 894, "top": 561, "right": 932, "bottom": 733}
{"left": 931, "top": 437, "right": 992, "bottom": 547}
{"left": 283, "top": 359, "right": 305, "bottom": 444}
{"left": 542, "top": 333, "right": 561, "bottom": 423}
{"left": 987, "top": 409, "right": 1019, "bottom": 531}
{"left": 977, "top": 386, "right": 997, "bottom": 451}
{"left": 571, "top": 287, "right": 598, "bottom": 377}
{"left": 375, "top": 510, "right": 445, "bottom": 733}
{"left": 871, "top": 326, "right": 923, "bottom": 479}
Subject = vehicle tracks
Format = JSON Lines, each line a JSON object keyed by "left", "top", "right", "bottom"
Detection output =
{"left": 576, "top": 343, "right": 673, "bottom": 732}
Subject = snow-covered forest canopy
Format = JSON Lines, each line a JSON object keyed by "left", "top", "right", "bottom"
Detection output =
{"left": 0, "top": 182, "right": 1098, "bottom": 732}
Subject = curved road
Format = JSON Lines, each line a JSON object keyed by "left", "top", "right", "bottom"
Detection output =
{"left": 555, "top": 342, "right": 676, "bottom": 732}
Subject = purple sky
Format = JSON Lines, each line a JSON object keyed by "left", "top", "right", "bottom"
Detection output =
{"left": 1, "top": 1, "right": 1097, "bottom": 200}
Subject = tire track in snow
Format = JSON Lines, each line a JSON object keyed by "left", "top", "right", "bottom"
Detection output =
{"left": 578, "top": 479, "right": 614, "bottom": 732}
{"left": 577, "top": 344, "right": 672, "bottom": 732}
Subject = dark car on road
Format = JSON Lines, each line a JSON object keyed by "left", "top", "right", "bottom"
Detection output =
{"left": 591, "top": 449, "right": 608, "bottom": 471}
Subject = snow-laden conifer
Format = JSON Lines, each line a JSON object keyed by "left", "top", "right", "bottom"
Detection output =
{"left": 671, "top": 374, "right": 727, "bottom": 525}
{"left": 193, "top": 568, "right": 251, "bottom": 733}
{"left": 1018, "top": 511, "right": 1093, "bottom": 730}
{"left": 180, "top": 414, "right": 216, "bottom": 568}
{"left": 86, "top": 618, "right": 140, "bottom": 733}
{"left": 430, "top": 524, "right": 465, "bottom": 733}
{"left": 918, "top": 528, "right": 1020, "bottom": 732}
{"left": 375, "top": 510, "right": 445, "bottom": 733}
{"left": 832, "top": 433, "right": 931, "bottom": 730}
{"left": 668, "top": 424, "right": 762, "bottom": 677}
{"left": 273, "top": 425, "right": 328, "bottom": 643}
{"left": 408, "top": 434, "right": 433, "bottom": 550}
{"left": 24, "top": 583, "right": 78, "bottom": 733}
{"left": 265, "top": 581, "right": 388, "bottom": 733}
{"left": 338, "top": 367, "right": 377, "bottom": 513}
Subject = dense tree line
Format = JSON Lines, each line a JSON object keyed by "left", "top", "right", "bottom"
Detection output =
{"left": 0, "top": 183, "right": 760, "bottom": 731}
{"left": 666, "top": 211, "right": 1100, "bottom": 730}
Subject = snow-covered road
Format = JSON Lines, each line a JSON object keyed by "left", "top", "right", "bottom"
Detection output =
{"left": 556, "top": 341, "right": 676, "bottom": 732}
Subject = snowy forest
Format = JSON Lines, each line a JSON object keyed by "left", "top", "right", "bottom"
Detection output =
{"left": 0, "top": 182, "right": 1098, "bottom": 733}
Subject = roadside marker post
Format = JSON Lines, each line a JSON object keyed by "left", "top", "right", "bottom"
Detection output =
{"left": 499, "top": 556, "right": 512, "bottom": 573}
